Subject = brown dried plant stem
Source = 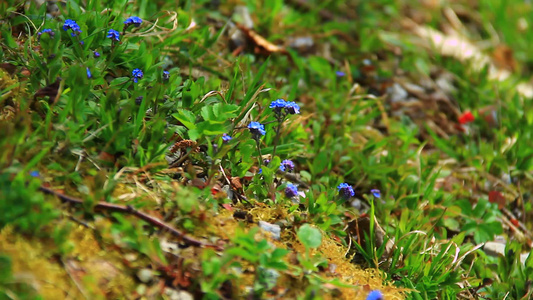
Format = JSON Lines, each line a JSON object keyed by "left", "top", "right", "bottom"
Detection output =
{"left": 39, "top": 185, "right": 222, "bottom": 251}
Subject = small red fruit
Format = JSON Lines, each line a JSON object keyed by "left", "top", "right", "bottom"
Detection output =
{"left": 458, "top": 111, "right": 475, "bottom": 124}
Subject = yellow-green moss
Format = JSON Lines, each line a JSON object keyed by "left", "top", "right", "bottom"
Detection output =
{"left": 0, "top": 226, "right": 79, "bottom": 299}
{"left": 0, "top": 223, "right": 136, "bottom": 300}
{"left": 198, "top": 206, "right": 406, "bottom": 299}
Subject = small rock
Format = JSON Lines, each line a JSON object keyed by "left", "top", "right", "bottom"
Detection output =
{"left": 288, "top": 36, "right": 315, "bottom": 53}
{"left": 402, "top": 82, "right": 426, "bottom": 95}
{"left": 520, "top": 253, "right": 530, "bottom": 264}
{"left": 137, "top": 268, "right": 154, "bottom": 283}
{"left": 387, "top": 83, "right": 408, "bottom": 103}
{"left": 164, "top": 288, "right": 194, "bottom": 300}
{"left": 258, "top": 221, "right": 281, "bottom": 240}
{"left": 483, "top": 241, "right": 506, "bottom": 257}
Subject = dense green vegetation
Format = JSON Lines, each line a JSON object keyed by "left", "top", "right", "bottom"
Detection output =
{"left": 1, "top": 0, "right": 532, "bottom": 299}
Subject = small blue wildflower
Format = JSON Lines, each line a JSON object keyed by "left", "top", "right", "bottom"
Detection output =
{"left": 107, "top": 29, "right": 120, "bottom": 41}
{"left": 370, "top": 189, "right": 381, "bottom": 198}
{"left": 29, "top": 170, "right": 40, "bottom": 178}
{"left": 285, "top": 101, "right": 300, "bottom": 114}
{"left": 269, "top": 99, "right": 287, "bottom": 113}
{"left": 366, "top": 290, "right": 383, "bottom": 300}
{"left": 285, "top": 183, "right": 299, "bottom": 198}
{"left": 86, "top": 67, "right": 92, "bottom": 79}
{"left": 39, "top": 28, "right": 53, "bottom": 35}
{"left": 248, "top": 121, "right": 266, "bottom": 136}
{"left": 63, "top": 19, "right": 81, "bottom": 36}
{"left": 163, "top": 70, "right": 170, "bottom": 81}
{"left": 93, "top": 51, "right": 100, "bottom": 58}
{"left": 258, "top": 168, "right": 263, "bottom": 174}
{"left": 336, "top": 71, "right": 346, "bottom": 77}
{"left": 337, "top": 183, "right": 354, "bottom": 199}
{"left": 222, "top": 133, "right": 232, "bottom": 142}
{"left": 132, "top": 68, "right": 143, "bottom": 83}
{"left": 124, "top": 16, "right": 143, "bottom": 27}
{"left": 37, "top": 29, "right": 54, "bottom": 40}
{"left": 279, "top": 159, "right": 295, "bottom": 172}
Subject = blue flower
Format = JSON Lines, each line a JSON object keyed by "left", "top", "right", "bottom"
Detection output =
{"left": 107, "top": 29, "right": 120, "bottom": 41}
{"left": 132, "top": 68, "right": 143, "bottom": 83}
{"left": 336, "top": 71, "right": 346, "bottom": 77}
{"left": 285, "top": 183, "right": 299, "bottom": 198}
{"left": 248, "top": 121, "right": 266, "bottom": 136}
{"left": 63, "top": 19, "right": 81, "bottom": 36}
{"left": 285, "top": 101, "right": 300, "bottom": 114}
{"left": 86, "top": 67, "right": 92, "bottom": 79}
{"left": 370, "top": 189, "right": 381, "bottom": 198}
{"left": 124, "top": 16, "right": 143, "bottom": 27}
{"left": 366, "top": 290, "right": 383, "bottom": 300}
{"left": 279, "top": 159, "right": 295, "bottom": 172}
{"left": 337, "top": 183, "right": 354, "bottom": 199}
{"left": 270, "top": 99, "right": 287, "bottom": 113}
{"left": 93, "top": 51, "right": 100, "bottom": 58}
{"left": 29, "top": 170, "right": 40, "bottom": 178}
{"left": 37, "top": 29, "right": 54, "bottom": 40}
{"left": 222, "top": 133, "right": 232, "bottom": 142}
{"left": 163, "top": 70, "right": 170, "bottom": 81}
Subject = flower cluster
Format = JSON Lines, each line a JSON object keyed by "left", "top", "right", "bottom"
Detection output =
{"left": 107, "top": 29, "right": 120, "bottom": 42}
{"left": 270, "top": 99, "right": 287, "bottom": 113}
{"left": 269, "top": 99, "right": 300, "bottom": 117}
{"left": 279, "top": 159, "right": 295, "bottom": 172}
{"left": 337, "top": 183, "right": 354, "bottom": 199}
{"left": 285, "top": 102, "right": 300, "bottom": 114}
{"left": 124, "top": 16, "right": 143, "bottom": 28}
{"left": 37, "top": 29, "right": 54, "bottom": 40}
{"left": 285, "top": 183, "right": 299, "bottom": 198}
{"left": 366, "top": 290, "right": 383, "bottom": 300}
{"left": 248, "top": 121, "right": 266, "bottom": 137}
{"left": 132, "top": 68, "right": 143, "bottom": 83}
{"left": 63, "top": 19, "right": 81, "bottom": 36}
{"left": 370, "top": 189, "right": 381, "bottom": 198}
{"left": 222, "top": 133, "right": 232, "bottom": 142}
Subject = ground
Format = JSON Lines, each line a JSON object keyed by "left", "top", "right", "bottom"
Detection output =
{"left": 1, "top": 0, "right": 533, "bottom": 299}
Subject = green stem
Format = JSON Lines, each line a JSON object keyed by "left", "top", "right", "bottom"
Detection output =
{"left": 272, "top": 114, "right": 287, "bottom": 158}
{"left": 255, "top": 137, "right": 263, "bottom": 168}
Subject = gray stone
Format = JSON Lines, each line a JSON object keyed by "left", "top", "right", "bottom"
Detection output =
{"left": 483, "top": 242, "right": 506, "bottom": 257}
{"left": 164, "top": 288, "right": 194, "bottom": 300}
{"left": 258, "top": 221, "right": 281, "bottom": 240}
{"left": 137, "top": 268, "right": 154, "bottom": 283}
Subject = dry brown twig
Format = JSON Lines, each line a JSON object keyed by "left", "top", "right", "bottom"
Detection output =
{"left": 39, "top": 185, "right": 223, "bottom": 251}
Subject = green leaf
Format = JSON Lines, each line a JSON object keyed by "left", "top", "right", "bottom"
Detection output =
{"left": 1, "top": 28, "right": 17, "bottom": 48}
{"left": 311, "top": 151, "right": 328, "bottom": 176}
{"left": 297, "top": 224, "right": 322, "bottom": 249}
{"left": 196, "top": 121, "right": 226, "bottom": 136}
{"left": 425, "top": 125, "right": 459, "bottom": 159}
{"left": 172, "top": 109, "right": 197, "bottom": 129}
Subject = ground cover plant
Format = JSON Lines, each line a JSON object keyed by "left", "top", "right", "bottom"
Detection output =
{"left": 1, "top": 0, "right": 533, "bottom": 299}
